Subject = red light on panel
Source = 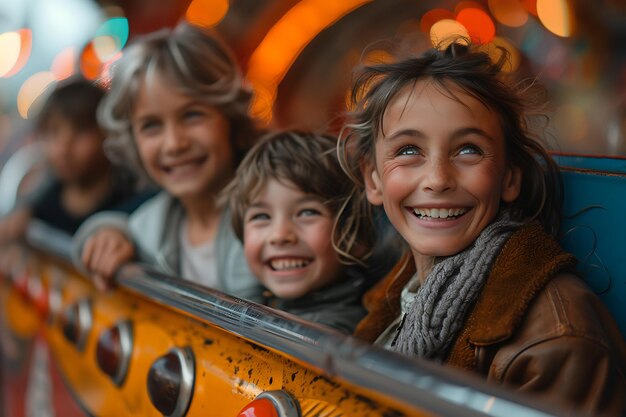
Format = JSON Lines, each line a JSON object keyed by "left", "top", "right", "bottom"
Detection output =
{"left": 60, "top": 299, "right": 93, "bottom": 351}
{"left": 96, "top": 321, "right": 133, "bottom": 386}
{"left": 237, "top": 391, "right": 301, "bottom": 417}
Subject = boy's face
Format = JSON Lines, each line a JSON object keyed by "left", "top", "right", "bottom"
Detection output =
{"left": 131, "top": 74, "right": 235, "bottom": 203}
{"left": 243, "top": 178, "right": 343, "bottom": 299}
{"left": 363, "top": 80, "right": 521, "bottom": 259}
{"left": 41, "top": 114, "right": 109, "bottom": 185}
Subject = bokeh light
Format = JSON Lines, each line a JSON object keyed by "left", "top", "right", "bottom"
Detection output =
{"left": 93, "top": 35, "right": 119, "bottom": 62}
{"left": 488, "top": 0, "right": 529, "bottom": 27}
{"left": 0, "top": 29, "right": 32, "bottom": 78}
{"left": 51, "top": 47, "right": 76, "bottom": 80}
{"left": 17, "top": 72, "right": 56, "bottom": 119}
{"left": 420, "top": 9, "right": 454, "bottom": 33}
{"left": 537, "top": 0, "right": 572, "bottom": 37}
{"left": 430, "top": 19, "right": 470, "bottom": 48}
{"left": 93, "top": 17, "right": 129, "bottom": 61}
{"left": 247, "top": 0, "right": 371, "bottom": 123}
{"left": 522, "top": 0, "right": 538, "bottom": 16}
{"left": 456, "top": 8, "right": 495, "bottom": 44}
{"left": 479, "top": 37, "right": 520, "bottom": 72}
{"left": 79, "top": 42, "right": 102, "bottom": 80}
{"left": 0, "top": 32, "right": 21, "bottom": 77}
{"left": 186, "top": 0, "right": 229, "bottom": 28}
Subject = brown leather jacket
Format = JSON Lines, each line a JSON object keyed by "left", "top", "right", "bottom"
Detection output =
{"left": 354, "top": 223, "right": 626, "bottom": 416}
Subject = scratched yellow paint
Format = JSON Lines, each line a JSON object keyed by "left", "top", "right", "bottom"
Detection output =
{"left": 1, "top": 246, "right": 435, "bottom": 417}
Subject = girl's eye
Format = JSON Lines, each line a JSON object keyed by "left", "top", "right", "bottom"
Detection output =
{"left": 457, "top": 144, "right": 483, "bottom": 156}
{"left": 298, "top": 208, "right": 322, "bottom": 217}
{"left": 397, "top": 145, "right": 421, "bottom": 156}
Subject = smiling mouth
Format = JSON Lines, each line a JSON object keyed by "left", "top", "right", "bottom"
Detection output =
{"left": 268, "top": 257, "right": 312, "bottom": 271}
{"left": 410, "top": 207, "right": 468, "bottom": 219}
{"left": 162, "top": 156, "right": 207, "bottom": 173}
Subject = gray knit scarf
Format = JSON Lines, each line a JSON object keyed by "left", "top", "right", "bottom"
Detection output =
{"left": 392, "top": 212, "right": 522, "bottom": 360}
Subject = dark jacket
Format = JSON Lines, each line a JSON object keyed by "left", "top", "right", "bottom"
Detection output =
{"left": 265, "top": 267, "right": 369, "bottom": 334}
{"left": 355, "top": 222, "right": 626, "bottom": 416}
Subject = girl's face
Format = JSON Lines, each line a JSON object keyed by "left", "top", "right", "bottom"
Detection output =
{"left": 131, "top": 73, "right": 235, "bottom": 203}
{"left": 363, "top": 80, "right": 521, "bottom": 259}
{"left": 243, "top": 178, "right": 343, "bottom": 299}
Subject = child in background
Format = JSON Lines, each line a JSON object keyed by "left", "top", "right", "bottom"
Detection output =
{"left": 73, "top": 22, "right": 263, "bottom": 301}
{"left": 339, "top": 42, "right": 626, "bottom": 415}
{"left": 226, "top": 131, "right": 375, "bottom": 333}
{"left": 0, "top": 78, "right": 137, "bottom": 239}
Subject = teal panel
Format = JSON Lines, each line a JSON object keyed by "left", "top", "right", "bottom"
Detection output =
{"left": 558, "top": 160, "right": 626, "bottom": 338}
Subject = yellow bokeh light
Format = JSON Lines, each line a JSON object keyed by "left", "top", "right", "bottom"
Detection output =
{"left": 17, "top": 72, "right": 57, "bottom": 119}
{"left": 537, "top": 0, "right": 572, "bottom": 37}
{"left": 247, "top": 0, "right": 372, "bottom": 124}
{"left": 93, "top": 35, "right": 119, "bottom": 62}
{"left": 186, "top": 0, "right": 229, "bottom": 28}
{"left": 51, "top": 47, "right": 76, "bottom": 80}
{"left": 0, "top": 29, "right": 32, "bottom": 78}
{"left": 479, "top": 37, "right": 520, "bottom": 72}
{"left": 0, "top": 32, "right": 21, "bottom": 77}
{"left": 488, "top": 0, "right": 529, "bottom": 27}
{"left": 429, "top": 19, "right": 470, "bottom": 49}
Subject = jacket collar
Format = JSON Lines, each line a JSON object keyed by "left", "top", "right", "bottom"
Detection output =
{"left": 446, "top": 222, "right": 577, "bottom": 368}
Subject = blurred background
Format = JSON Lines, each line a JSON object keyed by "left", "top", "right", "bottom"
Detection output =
{"left": 1, "top": 0, "right": 625, "bottom": 168}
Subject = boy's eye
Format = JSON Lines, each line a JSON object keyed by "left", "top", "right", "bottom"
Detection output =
{"left": 397, "top": 145, "right": 421, "bottom": 156}
{"left": 248, "top": 212, "right": 270, "bottom": 222}
{"left": 183, "top": 109, "right": 205, "bottom": 120}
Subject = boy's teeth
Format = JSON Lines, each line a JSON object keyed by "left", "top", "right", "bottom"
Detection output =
{"left": 412, "top": 208, "right": 467, "bottom": 219}
{"left": 270, "top": 258, "right": 311, "bottom": 271}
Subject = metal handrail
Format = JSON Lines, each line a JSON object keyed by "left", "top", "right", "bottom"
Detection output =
{"left": 24, "top": 220, "right": 563, "bottom": 417}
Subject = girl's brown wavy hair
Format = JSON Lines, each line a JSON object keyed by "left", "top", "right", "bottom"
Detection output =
{"left": 338, "top": 41, "right": 562, "bottom": 246}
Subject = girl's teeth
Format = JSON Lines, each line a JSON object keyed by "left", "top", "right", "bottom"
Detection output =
{"left": 412, "top": 208, "right": 467, "bottom": 219}
{"left": 270, "top": 258, "right": 311, "bottom": 271}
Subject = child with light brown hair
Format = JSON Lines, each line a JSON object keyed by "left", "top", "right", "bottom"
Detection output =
{"left": 73, "top": 22, "right": 262, "bottom": 301}
{"left": 226, "top": 131, "right": 376, "bottom": 332}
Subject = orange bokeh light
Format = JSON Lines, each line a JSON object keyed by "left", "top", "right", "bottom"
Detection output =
{"left": 80, "top": 42, "right": 103, "bottom": 80}
{"left": 488, "top": 0, "right": 529, "bottom": 27}
{"left": 420, "top": 9, "right": 454, "bottom": 33}
{"left": 247, "top": 0, "right": 371, "bottom": 123}
{"left": 456, "top": 8, "right": 495, "bottom": 44}
{"left": 51, "top": 47, "right": 76, "bottom": 81}
{"left": 186, "top": 0, "right": 229, "bottom": 28}
{"left": 537, "top": 0, "right": 572, "bottom": 37}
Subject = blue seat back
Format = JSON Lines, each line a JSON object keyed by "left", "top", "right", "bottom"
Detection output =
{"left": 555, "top": 154, "right": 626, "bottom": 337}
